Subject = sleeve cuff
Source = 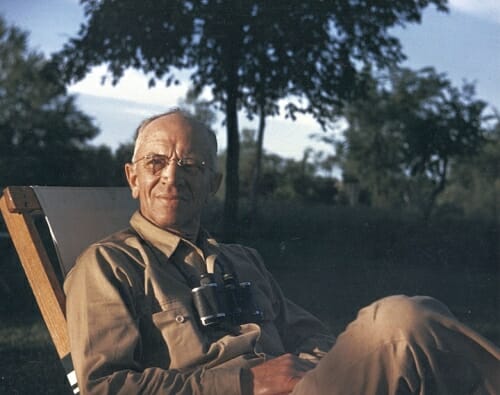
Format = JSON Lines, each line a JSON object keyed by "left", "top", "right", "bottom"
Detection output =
{"left": 239, "top": 368, "right": 254, "bottom": 395}
{"left": 201, "top": 367, "right": 250, "bottom": 395}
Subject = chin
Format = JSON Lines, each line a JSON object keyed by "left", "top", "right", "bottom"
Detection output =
{"left": 154, "top": 217, "right": 179, "bottom": 230}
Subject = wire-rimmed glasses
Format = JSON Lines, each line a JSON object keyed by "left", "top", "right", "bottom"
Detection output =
{"left": 133, "top": 154, "right": 211, "bottom": 176}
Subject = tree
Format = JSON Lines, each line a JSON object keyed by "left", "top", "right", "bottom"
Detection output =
{"left": 440, "top": 118, "right": 500, "bottom": 219}
{"left": 54, "top": 0, "right": 448, "bottom": 237}
{"left": 0, "top": 17, "right": 99, "bottom": 187}
{"left": 178, "top": 87, "right": 218, "bottom": 129}
{"left": 78, "top": 145, "right": 124, "bottom": 186}
{"left": 237, "top": 130, "right": 338, "bottom": 207}
{"left": 113, "top": 141, "right": 135, "bottom": 185}
{"left": 330, "top": 67, "right": 489, "bottom": 218}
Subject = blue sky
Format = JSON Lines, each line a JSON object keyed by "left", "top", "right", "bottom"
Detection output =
{"left": 1, "top": 0, "right": 499, "bottom": 159}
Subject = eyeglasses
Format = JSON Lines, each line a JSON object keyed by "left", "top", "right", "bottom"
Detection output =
{"left": 133, "top": 154, "right": 211, "bottom": 176}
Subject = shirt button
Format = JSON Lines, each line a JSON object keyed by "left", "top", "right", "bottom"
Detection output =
{"left": 175, "top": 315, "right": 186, "bottom": 323}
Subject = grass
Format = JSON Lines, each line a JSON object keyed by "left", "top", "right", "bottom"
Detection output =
{"left": 249, "top": 238, "right": 499, "bottom": 341}
{"left": 0, "top": 319, "right": 69, "bottom": 394}
{"left": 0, "top": 202, "right": 498, "bottom": 393}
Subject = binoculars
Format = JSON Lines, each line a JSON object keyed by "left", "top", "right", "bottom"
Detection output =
{"left": 192, "top": 272, "right": 263, "bottom": 327}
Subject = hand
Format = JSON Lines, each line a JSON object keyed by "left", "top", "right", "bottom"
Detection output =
{"left": 250, "top": 353, "right": 315, "bottom": 395}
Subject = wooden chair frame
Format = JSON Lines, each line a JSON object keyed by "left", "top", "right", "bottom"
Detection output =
{"left": 1, "top": 186, "right": 77, "bottom": 392}
{"left": 1, "top": 185, "right": 137, "bottom": 394}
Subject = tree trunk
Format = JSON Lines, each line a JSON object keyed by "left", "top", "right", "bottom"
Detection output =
{"left": 222, "top": 70, "right": 240, "bottom": 241}
{"left": 220, "top": 15, "right": 244, "bottom": 241}
{"left": 249, "top": 105, "right": 266, "bottom": 228}
{"left": 423, "top": 158, "right": 448, "bottom": 221}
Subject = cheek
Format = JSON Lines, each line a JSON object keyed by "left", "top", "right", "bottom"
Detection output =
{"left": 137, "top": 178, "right": 157, "bottom": 199}
{"left": 182, "top": 176, "right": 208, "bottom": 197}
{"left": 193, "top": 179, "right": 212, "bottom": 204}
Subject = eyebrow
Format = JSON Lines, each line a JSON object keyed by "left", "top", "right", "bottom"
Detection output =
{"left": 139, "top": 152, "right": 201, "bottom": 159}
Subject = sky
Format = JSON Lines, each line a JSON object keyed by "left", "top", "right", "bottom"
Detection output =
{"left": 1, "top": 0, "right": 499, "bottom": 160}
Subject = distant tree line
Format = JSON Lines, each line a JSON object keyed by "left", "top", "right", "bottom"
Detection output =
{"left": 0, "top": 17, "right": 131, "bottom": 188}
{"left": 0, "top": 12, "right": 498, "bottom": 228}
{"left": 312, "top": 67, "right": 498, "bottom": 219}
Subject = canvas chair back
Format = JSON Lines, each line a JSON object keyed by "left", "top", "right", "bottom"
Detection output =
{"left": 0, "top": 186, "right": 137, "bottom": 394}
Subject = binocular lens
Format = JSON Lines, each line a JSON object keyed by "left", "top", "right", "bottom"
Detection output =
{"left": 192, "top": 276, "right": 227, "bottom": 326}
{"left": 192, "top": 274, "right": 263, "bottom": 327}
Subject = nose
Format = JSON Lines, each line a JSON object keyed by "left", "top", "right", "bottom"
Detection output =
{"left": 159, "top": 160, "right": 182, "bottom": 185}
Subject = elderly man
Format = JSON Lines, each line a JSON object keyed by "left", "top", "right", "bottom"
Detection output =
{"left": 65, "top": 109, "right": 499, "bottom": 395}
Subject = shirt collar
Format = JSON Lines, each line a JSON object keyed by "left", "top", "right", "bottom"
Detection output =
{"left": 129, "top": 210, "right": 219, "bottom": 259}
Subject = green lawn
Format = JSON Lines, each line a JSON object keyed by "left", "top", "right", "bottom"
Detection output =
{"left": 1, "top": 254, "right": 496, "bottom": 394}
{"left": 0, "top": 318, "right": 70, "bottom": 394}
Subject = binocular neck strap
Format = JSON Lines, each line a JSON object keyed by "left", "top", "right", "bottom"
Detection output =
{"left": 212, "top": 250, "right": 239, "bottom": 280}
{"left": 205, "top": 251, "right": 238, "bottom": 280}
{"left": 205, "top": 254, "right": 217, "bottom": 274}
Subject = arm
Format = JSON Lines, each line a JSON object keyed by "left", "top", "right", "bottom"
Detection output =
{"left": 241, "top": 249, "right": 334, "bottom": 394}
{"left": 244, "top": 248, "right": 335, "bottom": 360}
{"left": 278, "top": 296, "right": 335, "bottom": 362}
{"left": 64, "top": 244, "right": 245, "bottom": 395}
{"left": 249, "top": 353, "right": 316, "bottom": 395}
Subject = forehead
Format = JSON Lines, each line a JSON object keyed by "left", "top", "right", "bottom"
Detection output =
{"left": 136, "top": 113, "right": 210, "bottom": 156}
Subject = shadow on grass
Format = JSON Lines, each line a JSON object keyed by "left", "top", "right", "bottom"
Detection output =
{"left": 248, "top": 236, "right": 499, "bottom": 344}
{"left": 1, "top": 256, "right": 497, "bottom": 394}
{"left": 0, "top": 318, "right": 70, "bottom": 394}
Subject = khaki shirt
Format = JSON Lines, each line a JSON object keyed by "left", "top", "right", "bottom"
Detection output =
{"left": 64, "top": 211, "right": 335, "bottom": 395}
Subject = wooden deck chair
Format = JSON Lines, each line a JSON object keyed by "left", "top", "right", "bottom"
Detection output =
{"left": 0, "top": 186, "right": 137, "bottom": 394}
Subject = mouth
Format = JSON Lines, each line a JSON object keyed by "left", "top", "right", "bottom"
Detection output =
{"left": 156, "top": 194, "right": 187, "bottom": 202}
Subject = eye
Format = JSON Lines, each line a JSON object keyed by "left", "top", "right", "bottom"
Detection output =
{"left": 150, "top": 156, "right": 166, "bottom": 165}
{"left": 145, "top": 155, "right": 167, "bottom": 173}
{"left": 178, "top": 158, "right": 198, "bottom": 168}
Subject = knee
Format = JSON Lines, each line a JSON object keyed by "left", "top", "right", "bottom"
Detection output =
{"left": 358, "top": 295, "right": 454, "bottom": 338}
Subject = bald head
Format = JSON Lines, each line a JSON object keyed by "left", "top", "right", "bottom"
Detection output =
{"left": 132, "top": 109, "right": 218, "bottom": 170}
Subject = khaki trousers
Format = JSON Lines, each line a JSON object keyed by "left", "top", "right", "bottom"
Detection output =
{"left": 293, "top": 295, "right": 500, "bottom": 395}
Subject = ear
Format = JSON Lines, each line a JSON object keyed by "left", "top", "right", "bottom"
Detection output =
{"left": 209, "top": 172, "right": 223, "bottom": 196}
{"left": 125, "top": 163, "right": 140, "bottom": 199}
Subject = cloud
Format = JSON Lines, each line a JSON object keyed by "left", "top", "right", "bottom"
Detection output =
{"left": 121, "top": 106, "right": 166, "bottom": 118}
{"left": 449, "top": 0, "right": 500, "bottom": 23}
{"left": 68, "top": 65, "right": 190, "bottom": 107}
{"left": 67, "top": 65, "right": 343, "bottom": 160}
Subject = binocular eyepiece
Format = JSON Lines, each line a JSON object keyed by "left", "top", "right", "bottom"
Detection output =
{"left": 192, "top": 273, "right": 263, "bottom": 327}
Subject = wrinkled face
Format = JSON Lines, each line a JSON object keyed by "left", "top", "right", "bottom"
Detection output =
{"left": 125, "top": 113, "right": 221, "bottom": 237}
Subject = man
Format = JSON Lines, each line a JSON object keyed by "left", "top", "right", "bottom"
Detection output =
{"left": 65, "top": 109, "right": 499, "bottom": 394}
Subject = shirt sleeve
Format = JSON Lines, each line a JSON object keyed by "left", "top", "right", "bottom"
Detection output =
{"left": 64, "top": 244, "right": 245, "bottom": 395}
{"left": 244, "top": 247, "right": 336, "bottom": 361}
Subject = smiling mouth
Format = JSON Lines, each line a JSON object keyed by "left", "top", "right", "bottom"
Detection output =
{"left": 156, "top": 194, "right": 186, "bottom": 201}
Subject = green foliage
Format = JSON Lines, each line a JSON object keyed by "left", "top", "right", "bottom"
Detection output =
{"left": 0, "top": 16, "right": 142, "bottom": 189}
{"left": 54, "top": 0, "right": 448, "bottom": 235}
{"left": 56, "top": 0, "right": 447, "bottom": 122}
{"left": 178, "top": 87, "right": 218, "bottom": 129}
{"left": 219, "top": 129, "right": 338, "bottom": 205}
{"left": 332, "top": 67, "right": 489, "bottom": 218}
{"left": 440, "top": 119, "right": 500, "bottom": 218}
{"left": 77, "top": 145, "right": 126, "bottom": 186}
{"left": 0, "top": 17, "right": 100, "bottom": 186}
{"left": 113, "top": 141, "right": 135, "bottom": 185}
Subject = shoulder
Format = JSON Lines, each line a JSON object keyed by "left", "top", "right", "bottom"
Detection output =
{"left": 216, "top": 242, "right": 272, "bottom": 281}
{"left": 79, "top": 226, "right": 142, "bottom": 262}
{"left": 65, "top": 227, "right": 146, "bottom": 288}
{"left": 218, "top": 242, "right": 264, "bottom": 266}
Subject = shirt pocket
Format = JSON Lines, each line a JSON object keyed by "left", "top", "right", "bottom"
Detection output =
{"left": 152, "top": 300, "right": 209, "bottom": 369}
